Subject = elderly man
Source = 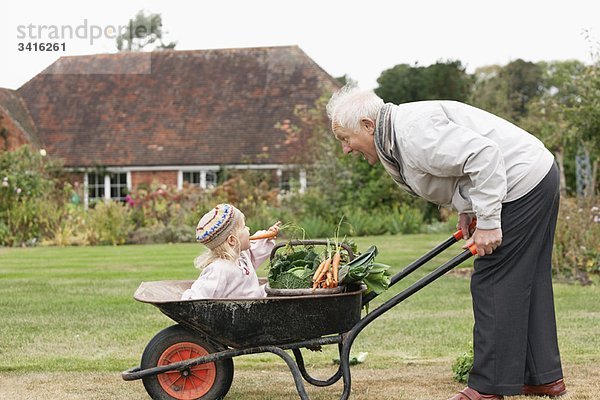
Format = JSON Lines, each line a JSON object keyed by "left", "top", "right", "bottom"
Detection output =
{"left": 327, "top": 86, "right": 566, "bottom": 400}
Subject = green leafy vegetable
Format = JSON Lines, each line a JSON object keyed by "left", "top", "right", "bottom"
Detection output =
{"left": 270, "top": 267, "right": 314, "bottom": 289}
{"left": 268, "top": 243, "right": 390, "bottom": 294}
{"left": 338, "top": 246, "right": 390, "bottom": 295}
{"left": 361, "top": 263, "right": 391, "bottom": 295}
{"left": 268, "top": 246, "right": 320, "bottom": 289}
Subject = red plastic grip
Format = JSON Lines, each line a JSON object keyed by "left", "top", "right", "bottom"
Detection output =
{"left": 453, "top": 219, "right": 478, "bottom": 240}
{"left": 468, "top": 244, "right": 478, "bottom": 255}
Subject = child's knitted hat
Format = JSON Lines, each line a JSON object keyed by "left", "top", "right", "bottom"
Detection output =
{"left": 196, "top": 203, "right": 243, "bottom": 250}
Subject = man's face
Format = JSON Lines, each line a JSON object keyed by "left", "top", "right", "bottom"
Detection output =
{"left": 332, "top": 120, "right": 379, "bottom": 165}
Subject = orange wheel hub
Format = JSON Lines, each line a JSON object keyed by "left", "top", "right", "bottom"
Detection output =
{"left": 156, "top": 341, "right": 216, "bottom": 399}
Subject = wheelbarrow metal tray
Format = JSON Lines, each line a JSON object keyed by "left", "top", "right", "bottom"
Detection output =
{"left": 134, "top": 280, "right": 365, "bottom": 348}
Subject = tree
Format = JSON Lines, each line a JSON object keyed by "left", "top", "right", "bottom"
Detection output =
{"left": 470, "top": 65, "right": 513, "bottom": 120}
{"left": 501, "top": 59, "right": 543, "bottom": 120}
{"left": 470, "top": 60, "right": 544, "bottom": 122}
{"left": 335, "top": 74, "right": 357, "bottom": 87}
{"left": 564, "top": 46, "right": 600, "bottom": 196}
{"left": 518, "top": 60, "right": 586, "bottom": 195}
{"left": 375, "top": 60, "right": 472, "bottom": 104}
{"left": 375, "top": 63, "right": 427, "bottom": 104}
{"left": 116, "top": 10, "right": 177, "bottom": 52}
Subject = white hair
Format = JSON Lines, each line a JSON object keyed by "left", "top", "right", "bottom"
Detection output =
{"left": 326, "top": 84, "right": 384, "bottom": 131}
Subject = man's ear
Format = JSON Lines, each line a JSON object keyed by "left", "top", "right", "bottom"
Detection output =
{"left": 361, "top": 118, "right": 376, "bottom": 135}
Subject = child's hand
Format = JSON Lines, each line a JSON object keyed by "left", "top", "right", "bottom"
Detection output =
{"left": 249, "top": 221, "right": 282, "bottom": 241}
{"left": 268, "top": 221, "right": 282, "bottom": 237}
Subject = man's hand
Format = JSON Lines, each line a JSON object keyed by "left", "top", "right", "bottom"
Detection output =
{"left": 464, "top": 228, "right": 503, "bottom": 256}
{"left": 457, "top": 213, "right": 475, "bottom": 240}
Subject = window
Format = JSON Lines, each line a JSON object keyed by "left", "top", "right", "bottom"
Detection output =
{"left": 110, "top": 172, "right": 128, "bottom": 201}
{"left": 205, "top": 171, "right": 217, "bottom": 188}
{"left": 183, "top": 170, "right": 218, "bottom": 189}
{"left": 87, "top": 172, "right": 128, "bottom": 202}
{"left": 183, "top": 171, "right": 201, "bottom": 186}
{"left": 88, "top": 173, "right": 105, "bottom": 200}
{"left": 279, "top": 170, "right": 293, "bottom": 192}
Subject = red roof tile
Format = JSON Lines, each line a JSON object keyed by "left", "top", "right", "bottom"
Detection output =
{"left": 0, "top": 88, "right": 42, "bottom": 150}
{"left": 18, "top": 46, "right": 340, "bottom": 167}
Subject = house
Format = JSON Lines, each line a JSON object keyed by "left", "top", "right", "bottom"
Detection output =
{"left": 4, "top": 46, "right": 340, "bottom": 206}
{"left": 0, "top": 88, "right": 42, "bottom": 151}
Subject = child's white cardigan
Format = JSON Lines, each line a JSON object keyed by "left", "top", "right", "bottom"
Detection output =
{"left": 181, "top": 233, "right": 274, "bottom": 300}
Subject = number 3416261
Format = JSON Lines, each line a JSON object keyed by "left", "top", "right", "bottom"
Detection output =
{"left": 18, "top": 42, "right": 66, "bottom": 52}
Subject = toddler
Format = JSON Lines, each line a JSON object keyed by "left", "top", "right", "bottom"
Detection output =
{"left": 181, "top": 203, "right": 280, "bottom": 299}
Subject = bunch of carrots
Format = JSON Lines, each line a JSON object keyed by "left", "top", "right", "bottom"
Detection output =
{"left": 312, "top": 248, "right": 342, "bottom": 289}
{"left": 252, "top": 219, "right": 346, "bottom": 289}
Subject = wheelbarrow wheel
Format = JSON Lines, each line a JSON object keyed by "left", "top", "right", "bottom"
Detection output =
{"left": 141, "top": 325, "right": 234, "bottom": 400}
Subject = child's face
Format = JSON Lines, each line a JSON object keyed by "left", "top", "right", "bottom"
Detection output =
{"left": 238, "top": 216, "right": 251, "bottom": 251}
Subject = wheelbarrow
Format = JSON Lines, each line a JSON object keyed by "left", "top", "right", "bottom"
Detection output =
{"left": 122, "top": 229, "right": 478, "bottom": 400}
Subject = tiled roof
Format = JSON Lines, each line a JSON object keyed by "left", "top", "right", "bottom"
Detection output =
{"left": 17, "top": 46, "right": 340, "bottom": 167}
{"left": 0, "top": 88, "right": 42, "bottom": 150}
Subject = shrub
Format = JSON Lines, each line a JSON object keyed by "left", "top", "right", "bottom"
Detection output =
{"left": 85, "top": 201, "right": 132, "bottom": 245}
{"left": 553, "top": 196, "right": 600, "bottom": 283}
{"left": 387, "top": 204, "right": 424, "bottom": 234}
{"left": 423, "top": 210, "right": 459, "bottom": 234}
{"left": 212, "top": 171, "right": 279, "bottom": 221}
{"left": 38, "top": 199, "right": 88, "bottom": 246}
{"left": 246, "top": 205, "right": 291, "bottom": 235}
{"left": 451, "top": 342, "right": 474, "bottom": 384}
{"left": 0, "top": 146, "right": 63, "bottom": 246}
{"left": 129, "top": 183, "right": 207, "bottom": 228}
{"left": 127, "top": 223, "right": 195, "bottom": 244}
{"left": 293, "top": 215, "right": 333, "bottom": 239}
{"left": 345, "top": 208, "right": 388, "bottom": 236}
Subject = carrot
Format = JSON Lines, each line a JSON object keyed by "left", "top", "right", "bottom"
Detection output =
{"left": 331, "top": 251, "right": 341, "bottom": 286}
{"left": 312, "top": 259, "right": 328, "bottom": 281}
{"left": 313, "top": 257, "right": 332, "bottom": 289}
{"left": 249, "top": 230, "right": 278, "bottom": 240}
{"left": 326, "top": 270, "right": 333, "bottom": 288}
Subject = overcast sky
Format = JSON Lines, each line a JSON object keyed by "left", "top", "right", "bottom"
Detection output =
{"left": 3, "top": 0, "right": 599, "bottom": 90}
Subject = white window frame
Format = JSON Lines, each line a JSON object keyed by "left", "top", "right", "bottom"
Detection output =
{"left": 178, "top": 168, "right": 219, "bottom": 190}
{"left": 83, "top": 170, "right": 132, "bottom": 209}
{"left": 277, "top": 168, "right": 307, "bottom": 193}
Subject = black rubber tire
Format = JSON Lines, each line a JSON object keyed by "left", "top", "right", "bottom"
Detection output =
{"left": 141, "top": 325, "right": 234, "bottom": 400}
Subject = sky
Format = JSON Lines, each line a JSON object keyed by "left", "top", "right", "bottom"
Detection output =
{"left": 2, "top": 0, "right": 599, "bottom": 90}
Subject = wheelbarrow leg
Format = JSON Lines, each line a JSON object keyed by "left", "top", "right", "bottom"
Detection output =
{"left": 338, "top": 335, "right": 355, "bottom": 400}
{"left": 267, "top": 347, "right": 311, "bottom": 399}
{"left": 291, "top": 342, "right": 344, "bottom": 386}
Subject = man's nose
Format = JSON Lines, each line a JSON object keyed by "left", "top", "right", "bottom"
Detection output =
{"left": 342, "top": 143, "right": 352, "bottom": 154}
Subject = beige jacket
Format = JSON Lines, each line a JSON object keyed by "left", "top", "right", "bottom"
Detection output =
{"left": 378, "top": 101, "right": 554, "bottom": 230}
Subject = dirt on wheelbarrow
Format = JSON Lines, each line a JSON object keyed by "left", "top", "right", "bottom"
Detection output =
{"left": 0, "top": 361, "right": 598, "bottom": 400}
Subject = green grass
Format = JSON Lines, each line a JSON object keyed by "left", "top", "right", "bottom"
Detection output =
{"left": 0, "top": 234, "right": 598, "bottom": 383}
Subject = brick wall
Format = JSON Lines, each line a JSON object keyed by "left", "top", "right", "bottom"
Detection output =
{"left": 131, "top": 170, "right": 178, "bottom": 188}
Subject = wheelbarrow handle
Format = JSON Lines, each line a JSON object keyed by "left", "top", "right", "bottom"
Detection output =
{"left": 350, "top": 246, "right": 476, "bottom": 346}
{"left": 362, "top": 219, "right": 478, "bottom": 306}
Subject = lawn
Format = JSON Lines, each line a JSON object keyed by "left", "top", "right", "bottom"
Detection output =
{"left": 1, "top": 234, "right": 599, "bottom": 399}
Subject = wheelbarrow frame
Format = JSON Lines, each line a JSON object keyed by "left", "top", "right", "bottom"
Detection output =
{"left": 123, "top": 233, "right": 477, "bottom": 399}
